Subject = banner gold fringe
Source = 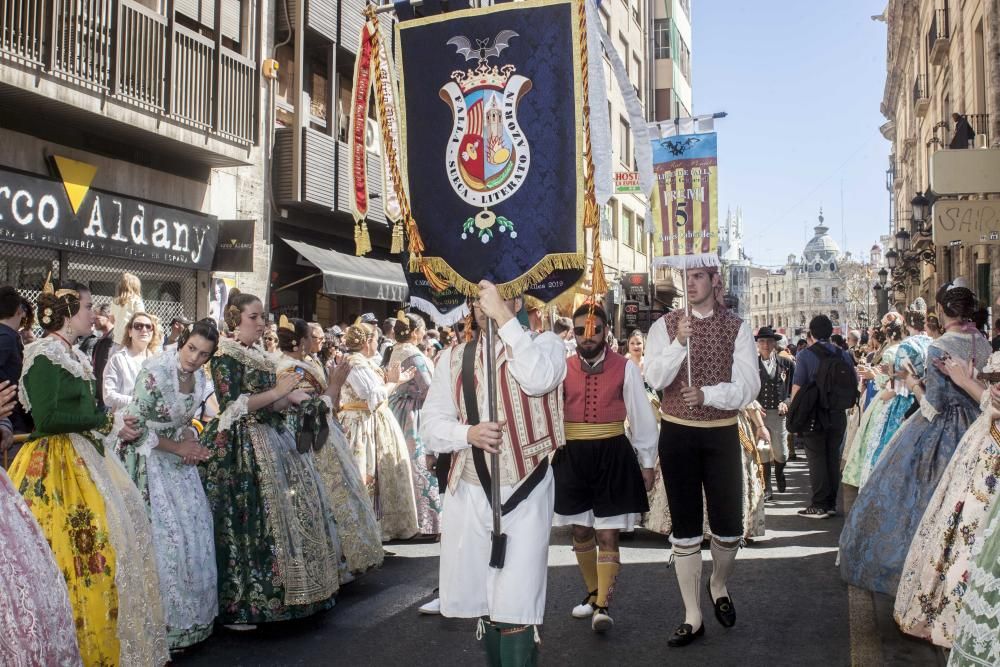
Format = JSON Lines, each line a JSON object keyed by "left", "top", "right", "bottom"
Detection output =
{"left": 411, "top": 253, "right": 586, "bottom": 301}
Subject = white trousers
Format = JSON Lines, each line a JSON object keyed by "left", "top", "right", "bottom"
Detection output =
{"left": 439, "top": 469, "right": 554, "bottom": 625}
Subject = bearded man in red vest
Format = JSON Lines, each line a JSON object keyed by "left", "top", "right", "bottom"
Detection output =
{"left": 645, "top": 266, "right": 760, "bottom": 647}
{"left": 420, "top": 280, "right": 568, "bottom": 666}
{"left": 553, "top": 303, "right": 657, "bottom": 634}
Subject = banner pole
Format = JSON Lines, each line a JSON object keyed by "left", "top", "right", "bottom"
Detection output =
{"left": 485, "top": 318, "right": 504, "bottom": 566}
{"left": 683, "top": 257, "right": 692, "bottom": 388}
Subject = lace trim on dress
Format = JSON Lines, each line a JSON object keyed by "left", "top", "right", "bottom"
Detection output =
{"left": 18, "top": 336, "right": 95, "bottom": 412}
{"left": 919, "top": 395, "right": 939, "bottom": 422}
{"left": 389, "top": 343, "right": 422, "bottom": 367}
{"left": 216, "top": 337, "right": 273, "bottom": 372}
{"left": 70, "top": 433, "right": 169, "bottom": 666}
{"left": 218, "top": 394, "right": 250, "bottom": 432}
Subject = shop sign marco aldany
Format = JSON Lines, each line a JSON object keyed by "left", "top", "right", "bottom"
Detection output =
{"left": 0, "top": 161, "right": 218, "bottom": 271}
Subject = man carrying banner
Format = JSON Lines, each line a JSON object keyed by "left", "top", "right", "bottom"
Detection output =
{"left": 554, "top": 303, "right": 657, "bottom": 633}
{"left": 420, "top": 280, "right": 567, "bottom": 665}
{"left": 644, "top": 266, "right": 759, "bottom": 647}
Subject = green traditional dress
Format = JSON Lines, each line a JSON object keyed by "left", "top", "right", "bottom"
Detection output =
{"left": 200, "top": 338, "right": 341, "bottom": 625}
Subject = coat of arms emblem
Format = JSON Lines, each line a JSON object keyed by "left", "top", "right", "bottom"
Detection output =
{"left": 440, "top": 30, "right": 532, "bottom": 242}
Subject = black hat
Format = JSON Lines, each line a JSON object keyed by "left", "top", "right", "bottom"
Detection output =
{"left": 754, "top": 326, "right": 780, "bottom": 341}
{"left": 170, "top": 315, "right": 193, "bottom": 326}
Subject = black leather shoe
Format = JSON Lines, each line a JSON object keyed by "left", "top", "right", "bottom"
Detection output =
{"left": 667, "top": 622, "right": 704, "bottom": 647}
{"left": 708, "top": 584, "right": 736, "bottom": 628}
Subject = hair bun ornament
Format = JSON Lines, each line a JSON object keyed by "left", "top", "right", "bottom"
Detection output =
{"left": 397, "top": 309, "right": 406, "bottom": 321}
{"left": 279, "top": 314, "right": 294, "bottom": 332}
{"left": 909, "top": 297, "right": 927, "bottom": 313}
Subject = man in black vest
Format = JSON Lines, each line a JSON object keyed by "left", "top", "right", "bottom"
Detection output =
{"left": 754, "top": 326, "right": 795, "bottom": 499}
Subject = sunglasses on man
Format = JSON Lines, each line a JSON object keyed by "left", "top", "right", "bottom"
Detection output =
{"left": 573, "top": 324, "right": 604, "bottom": 337}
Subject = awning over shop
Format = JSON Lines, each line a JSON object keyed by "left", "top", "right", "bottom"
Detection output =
{"left": 282, "top": 239, "right": 409, "bottom": 302}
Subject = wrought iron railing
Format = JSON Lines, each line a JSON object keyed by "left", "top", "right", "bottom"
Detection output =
{"left": 927, "top": 7, "right": 949, "bottom": 56}
{"left": 912, "top": 73, "right": 927, "bottom": 105}
{"left": 0, "top": 0, "right": 257, "bottom": 145}
{"left": 967, "top": 113, "right": 991, "bottom": 145}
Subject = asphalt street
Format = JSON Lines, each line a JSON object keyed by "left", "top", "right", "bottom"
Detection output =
{"left": 174, "top": 460, "right": 942, "bottom": 666}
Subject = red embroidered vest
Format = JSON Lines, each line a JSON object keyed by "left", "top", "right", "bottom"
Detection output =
{"left": 564, "top": 351, "right": 628, "bottom": 424}
{"left": 660, "top": 309, "right": 742, "bottom": 425}
{"left": 448, "top": 339, "right": 564, "bottom": 488}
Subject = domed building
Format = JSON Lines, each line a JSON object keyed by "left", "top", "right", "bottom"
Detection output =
{"left": 748, "top": 209, "right": 853, "bottom": 339}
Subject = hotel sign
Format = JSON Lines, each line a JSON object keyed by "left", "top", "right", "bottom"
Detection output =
{"left": 0, "top": 165, "right": 219, "bottom": 270}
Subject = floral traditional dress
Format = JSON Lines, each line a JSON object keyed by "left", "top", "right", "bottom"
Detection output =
{"left": 839, "top": 330, "right": 992, "bottom": 595}
{"left": 8, "top": 335, "right": 168, "bottom": 666}
{"left": 894, "top": 351, "right": 1000, "bottom": 648}
{"left": 842, "top": 343, "right": 900, "bottom": 488}
{"left": 948, "top": 480, "right": 1000, "bottom": 666}
{"left": 339, "top": 352, "right": 419, "bottom": 541}
{"left": 0, "top": 467, "right": 82, "bottom": 666}
{"left": 273, "top": 353, "right": 383, "bottom": 576}
{"left": 115, "top": 349, "right": 217, "bottom": 649}
{"left": 860, "top": 333, "right": 933, "bottom": 486}
{"left": 200, "top": 338, "right": 340, "bottom": 625}
{"left": 387, "top": 343, "right": 441, "bottom": 535}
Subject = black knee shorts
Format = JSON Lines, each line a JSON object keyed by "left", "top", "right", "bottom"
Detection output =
{"left": 658, "top": 420, "right": 743, "bottom": 542}
{"left": 552, "top": 434, "right": 650, "bottom": 518}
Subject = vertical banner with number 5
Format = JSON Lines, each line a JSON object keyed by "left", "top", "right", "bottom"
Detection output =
{"left": 650, "top": 132, "right": 719, "bottom": 269}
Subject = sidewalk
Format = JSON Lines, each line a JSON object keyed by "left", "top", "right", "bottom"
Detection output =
{"left": 841, "top": 484, "right": 948, "bottom": 666}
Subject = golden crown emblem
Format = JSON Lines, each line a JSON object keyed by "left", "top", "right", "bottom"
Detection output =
{"left": 451, "top": 63, "right": 516, "bottom": 93}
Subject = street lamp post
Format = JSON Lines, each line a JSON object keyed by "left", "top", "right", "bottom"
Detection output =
{"left": 875, "top": 267, "right": 889, "bottom": 319}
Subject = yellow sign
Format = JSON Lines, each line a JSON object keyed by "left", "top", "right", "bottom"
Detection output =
{"left": 52, "top": 155, "right": 97, "bottom": 214}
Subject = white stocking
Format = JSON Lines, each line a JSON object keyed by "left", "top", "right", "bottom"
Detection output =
{"left": 709, "top": 538, "right": 740, "bottom": 600}
{"left": 672, "top": 544, "right": 703, "bottom": 629}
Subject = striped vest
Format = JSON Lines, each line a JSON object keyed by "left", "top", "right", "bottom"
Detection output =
{"left": 448, "top": 338, "right": 564, "bottom": 490}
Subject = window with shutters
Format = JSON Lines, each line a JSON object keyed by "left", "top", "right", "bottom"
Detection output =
{"left": 175, "top": 0, "right": 252, "bottom": 54}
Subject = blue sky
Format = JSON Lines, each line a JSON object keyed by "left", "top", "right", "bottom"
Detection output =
{"left": 690, "top": 1, "right": 890, "bottom": 267}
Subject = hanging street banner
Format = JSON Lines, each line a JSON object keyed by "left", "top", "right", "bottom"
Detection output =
{"left": 650, "top": 131, "right": 720, "bottom": 268}
{"left": 395, "top": 0, "right": 588, "bottom": 301}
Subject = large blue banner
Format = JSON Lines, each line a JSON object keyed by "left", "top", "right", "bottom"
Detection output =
{"left": 395, "top": 0, "right": 587, "bottom": 300}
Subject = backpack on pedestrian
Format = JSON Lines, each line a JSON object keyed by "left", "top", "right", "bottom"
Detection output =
{"left": 785, "top": 343, "right": 859, "bottom": 432}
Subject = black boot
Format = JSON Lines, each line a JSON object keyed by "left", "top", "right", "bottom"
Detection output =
{"left": 762, "top": 463, "right": 773, "bottom": 501}
{"left": 775, "top": 462, "right": 787, "bottom": 493}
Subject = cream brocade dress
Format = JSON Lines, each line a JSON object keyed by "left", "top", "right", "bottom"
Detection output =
{"left": 273, "top": 353, "right": 384, "bottom": 575}
{"left": 339, "top": 353, "right": 419, "bottom": 541}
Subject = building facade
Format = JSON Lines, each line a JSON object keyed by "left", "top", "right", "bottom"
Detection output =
{"left": 748, "top": 212, "right": 863, "bottom": 339}
{"left": 595, "top": 0, "right": 655, "bottom": 336}
{"left": 719, "top": 206, "right": 753, "bottom": 321}
{"left": 0, "top": 0, "right": 268, "bottom": 324}
{"left": 880, "top": 0, "right": 1000, "bottom": 310}
{"left": 650, "top": 0, "right": 692, "bottom": 121}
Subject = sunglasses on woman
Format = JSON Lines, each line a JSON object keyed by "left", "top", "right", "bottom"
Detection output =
{"left": 132, "top": 322, "right": 153, "bottom": 331}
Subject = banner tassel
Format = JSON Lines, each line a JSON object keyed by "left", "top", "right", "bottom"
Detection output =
{"left": 354, "top": 222, "right": 362, "bottom": 256}
{"left": 390, "top": 220, "right": 404, "bottom": 254}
